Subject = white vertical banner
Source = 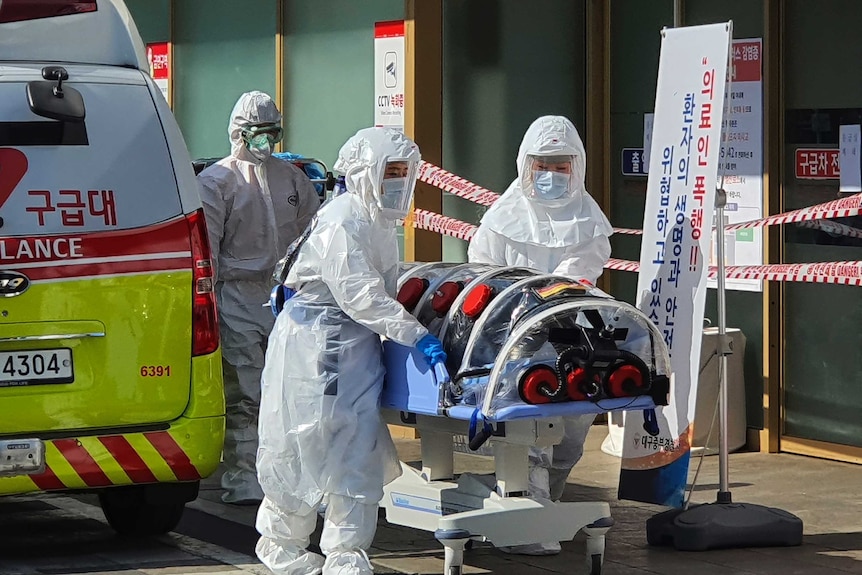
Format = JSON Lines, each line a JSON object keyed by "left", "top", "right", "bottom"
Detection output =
{"left": 374, "top": 20, "right": 405, "bottom": 131}
{"left": 710, "top": 38, "right": 764, "bottom": 292}
{"left": 839, "top": 124, "right": 862, "bottom": 193}
{"left": 619, "top": 22, "right": 732, "bottom": 508}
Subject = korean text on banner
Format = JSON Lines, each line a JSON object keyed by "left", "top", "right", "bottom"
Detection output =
{"left": 619, "top": 22, "right": 732, "bottom": 508}
{"left": 374, "top": 20, "right": 405, "bottom": 131}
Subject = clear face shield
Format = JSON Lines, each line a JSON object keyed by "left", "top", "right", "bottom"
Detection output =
{"left": 525, "top": 154, "right": 579, "bottom": 203}
{"left": 376, "top": 158, "right": 418, "bottom": 219}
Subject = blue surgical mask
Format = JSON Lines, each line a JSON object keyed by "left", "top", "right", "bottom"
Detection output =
{"left": 532, "top": 170, "right": 569, "bottom": 200}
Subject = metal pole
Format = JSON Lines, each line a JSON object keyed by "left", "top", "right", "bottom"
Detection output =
{"left": 673, "top": 0, "right": 683, "bottom": 27}
{"left": 715, "top": 188, "right": 732, "bottom": 504}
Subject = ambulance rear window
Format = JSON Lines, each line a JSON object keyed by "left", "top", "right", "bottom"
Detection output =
{"left": 0, "top": 1, "right": 97, "bottom": 24}
{"left": 0, "top": 121, "right": 88, "bottom": 146}
{"left": 0, "top": 75, "right": 183, "bottom": 236}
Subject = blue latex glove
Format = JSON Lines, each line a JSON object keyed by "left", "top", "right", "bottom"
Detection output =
{"left": 415, "top": 333, "right": 447, "bottom": 366}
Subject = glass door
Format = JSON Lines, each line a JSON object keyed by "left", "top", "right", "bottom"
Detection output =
{"left": 781, "top": 0, "right": 862, "bottom": 457}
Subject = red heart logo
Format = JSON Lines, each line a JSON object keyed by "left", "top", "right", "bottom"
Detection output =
{"left": 0, "top": 148, "right": 28, "bottom": 210}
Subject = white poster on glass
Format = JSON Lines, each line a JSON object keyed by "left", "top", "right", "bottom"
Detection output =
{"left": 708, "top": 38, "right": 764, "bottom": 292}
{"left": 839, "top": 124, "right": 862, "bottom": 193}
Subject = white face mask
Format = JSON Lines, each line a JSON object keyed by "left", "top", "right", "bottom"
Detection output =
{"left": 379, "top": 177, "right": 409, "bottom": 217}
{"left": 532, "top": 170, "right": 569, "bottom": 201}
{"left": 248, "top": 139, "right": 272, "bottom": 162}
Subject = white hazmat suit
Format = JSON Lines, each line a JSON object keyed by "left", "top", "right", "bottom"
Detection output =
{"left": 468, "top": 115, "right": 613, "bottom": 555}
{"left": 256, "top": 127, "right": 434, "bottom": 575}
{"left": 198, "top": 91, "right": 319, "bottom": 505}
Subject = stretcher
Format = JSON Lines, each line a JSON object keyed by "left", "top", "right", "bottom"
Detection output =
{"left": 379, "top": 263, "right": 672, "bottom": 575}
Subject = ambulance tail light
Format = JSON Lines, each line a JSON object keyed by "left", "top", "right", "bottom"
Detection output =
{"left": 0, "top": 1, "right": 97, "bottom": 23}
{"left": 186, "top": 209, "right": 220, "bottom": 356}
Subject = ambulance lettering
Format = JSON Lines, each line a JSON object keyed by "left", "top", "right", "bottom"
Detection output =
{"left": 0, "top": 237, "right": 83, "bottom": 261}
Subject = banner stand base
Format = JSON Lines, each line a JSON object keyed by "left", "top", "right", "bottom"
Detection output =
{"left": 646, "top": 185, "right": 804, "bottom": 552}
{"left": 645, "top": 501, "right": 803, "bottom": 551}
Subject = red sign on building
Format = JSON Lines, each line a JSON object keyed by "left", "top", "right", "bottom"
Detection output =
{"left": 731, "top": 40, "right": 761, "bottom": 82}
{"left": 795, "top": 148, "right": 840, "bottom": 180}
{"left": 146, "top": 42, "right": 169, "bottom": 80}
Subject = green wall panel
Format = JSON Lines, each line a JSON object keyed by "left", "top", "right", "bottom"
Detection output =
{"left": 282, "top": 0, "right": 403, "bottom": 170}
{"left": 781, "top": 0, "right": 862, "bottom": 446}
{"left": 608, "top": 0, "right": 672, "bottom": 317}
{"left": 684, "top": 0, "right": 762, "bottom": 39}
{"left": 785, "top": 0, "right": 862, "bottom": 109}
{"left": 173, "top": 0, "right": 278, "bottom": 160}
{"left": 442, "top": 0, "right": 586, "bottom": 262}
{"left": 124, "top": 0, "right": 169, "bottom": 43}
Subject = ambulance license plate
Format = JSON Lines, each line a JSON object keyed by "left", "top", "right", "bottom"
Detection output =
{"left": 0, "top": 439, "right": 45, "bottom": 477}
{"left": 0, "top": 348, "right": 73, "bottom": 387}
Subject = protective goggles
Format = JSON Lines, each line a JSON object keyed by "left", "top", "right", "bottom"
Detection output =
{"left": 241, "top": 123, "right": 283, "bottom": 146}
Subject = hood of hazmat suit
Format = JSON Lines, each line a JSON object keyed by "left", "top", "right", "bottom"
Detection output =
{"left": 466, "top": 118, "right": 616, "bottom": 554}
{"left": 467, "top": 115, "right": 614, "bottom": 284}
{"left": 197, "top": 91, "right": 319, "bottom": 505}
{"left": 256, "top": 127, "right": 428, "bottom": 574}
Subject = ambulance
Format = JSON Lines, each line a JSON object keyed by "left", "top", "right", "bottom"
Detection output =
{"left": 0, "top": 0, "right": 225, "bottom": 535}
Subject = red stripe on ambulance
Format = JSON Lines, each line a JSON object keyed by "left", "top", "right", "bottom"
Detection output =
{"left": 98, "top": 435, "right": 159, "bottom": 484}
{"left": 144, "top": 431, "right": 201, "bottom": 481}
{"left": 28, "top": 463, "right": 67, "bottom": 491}
{"left": 53, "top": 438, "right": 113, "bottom": 487}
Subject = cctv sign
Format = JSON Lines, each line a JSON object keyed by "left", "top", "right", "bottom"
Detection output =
{"left": 374, "top": 20, "right": 405, "bottom": 131}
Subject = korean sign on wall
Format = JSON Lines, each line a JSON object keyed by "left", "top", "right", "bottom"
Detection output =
{"left": 146, "top": 42, "right": 170, "bottom": 107}
{"left": 620, "top": 22, "right": 731, "bottom": 508}
{"left": 796, "top": 148, "right": 840, "bottom": 180}
{"left": 374, "top": 21, "right": 405, "bottom": 130}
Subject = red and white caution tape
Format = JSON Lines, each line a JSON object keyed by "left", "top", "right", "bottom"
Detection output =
{"left": 727, "top": 193, "right": 862, "bottom": 231}
{"left": 416, "top": 161, "right": 640, "bottom": 236}
{"left": 417, "top": 161, "right": 500, "bottom": 207}
{"left": 410, "top": 208, "right": 477, "bottom": 241}
{"left": 605, "top": 258, "right": 641, "bottom": 273}
{"left": 608, "top": 257, "right": 862, "bottom": 285}
{"left": 716, "top": 261, "right": 862, "bottom": 285}
{"left": 797, "top": 219, "right": 862, "bottom": 240}
{"left": 406, "top": 210, "right": 862, "bottom": 286}
{"left": 415, "top": 161, "right": 862, "bottom": 237}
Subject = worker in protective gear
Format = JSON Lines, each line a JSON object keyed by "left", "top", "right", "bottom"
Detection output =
{"left": 468, "top": 115, "right": 613, "bottom": 556}
{"left": 198, "top": 91, "right": 320, "bottom": 505}
{"left": 255, "top": 127, "right": 446, "bottom": 575}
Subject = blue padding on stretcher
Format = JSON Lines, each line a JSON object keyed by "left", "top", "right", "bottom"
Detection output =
{"left": 381, "top": 340, "right": 443, "bottom": 416}
{"left": 381, "top": 340, "right": 657, "bottom": 422}
{"left": 447, "top": 396, "right": 655, "bottom": 422}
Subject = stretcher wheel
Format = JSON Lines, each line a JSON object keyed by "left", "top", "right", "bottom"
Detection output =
{"left": 518, "top": 365, "right": 559, "bottom": 404}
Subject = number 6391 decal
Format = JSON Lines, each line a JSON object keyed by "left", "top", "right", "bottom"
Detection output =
{"left": 140, "top": 365, "right": 171, "bottom": 377}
